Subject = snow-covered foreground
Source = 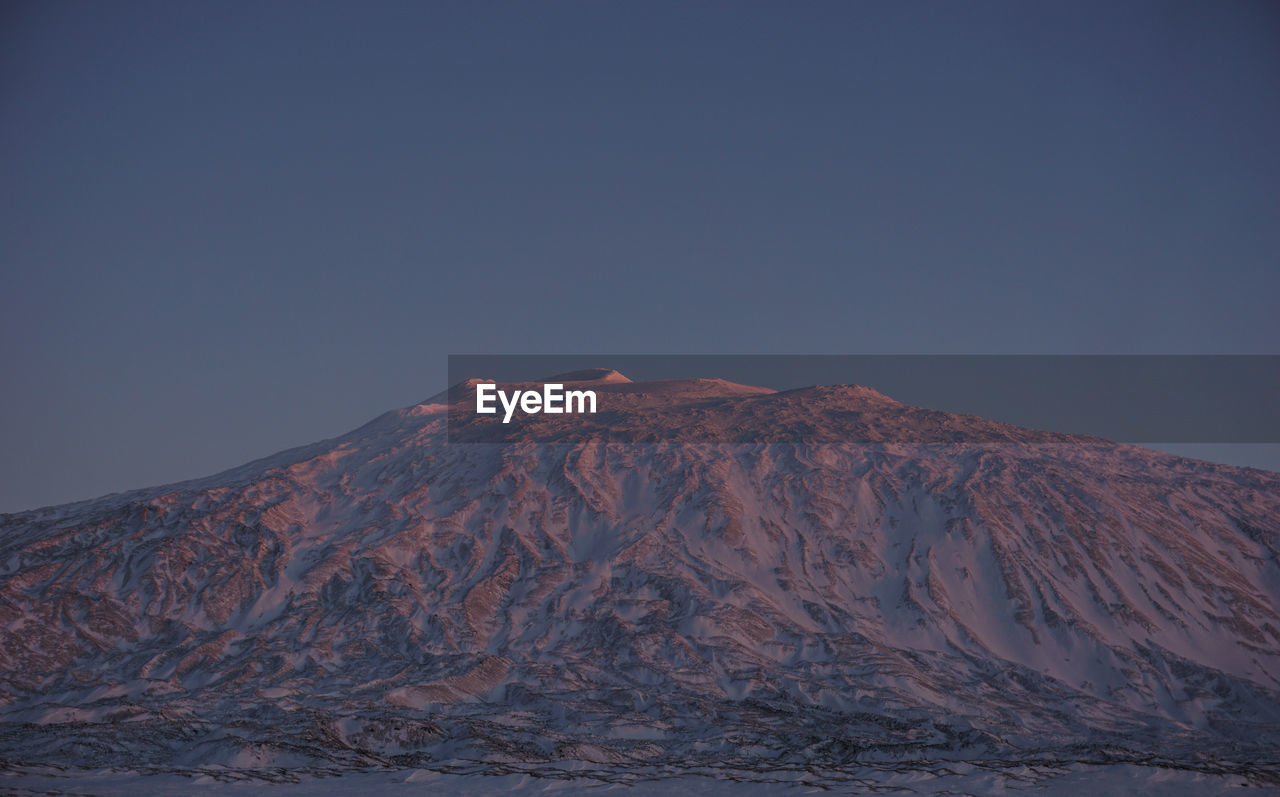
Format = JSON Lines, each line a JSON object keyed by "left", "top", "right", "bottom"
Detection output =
{"left": 2, "top": 760, "right": 1275, "bottom": 796}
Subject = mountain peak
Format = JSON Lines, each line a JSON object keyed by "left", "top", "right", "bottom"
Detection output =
{"left": 544, "top": 368, "right": 632, "bottom": 383}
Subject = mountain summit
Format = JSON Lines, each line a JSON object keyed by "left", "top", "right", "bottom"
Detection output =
{"left": 543, "top": 367, "right": 633, "bottom": 383}
{"left": 441, "top": 373, "right": 1093, "bottom": 444}
{"left": 2, "top": 376, "right": 1278, "bottom": 784}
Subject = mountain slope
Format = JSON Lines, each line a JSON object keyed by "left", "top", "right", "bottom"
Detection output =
{"left": 2, "top": 373, "right": 1278, "bottom": 780}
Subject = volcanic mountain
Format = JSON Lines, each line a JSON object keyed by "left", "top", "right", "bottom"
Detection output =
{"left": 2, "top": 372, "right": 1278, "bottom": 787}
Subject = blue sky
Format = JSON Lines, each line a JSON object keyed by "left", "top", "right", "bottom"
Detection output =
{"left": 2, "top": 1, "right": 1278, "bottom": 511}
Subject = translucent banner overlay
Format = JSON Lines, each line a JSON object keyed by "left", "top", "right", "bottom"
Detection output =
{"left": 446, "top": 355, "right": 1280, "bottom": 444}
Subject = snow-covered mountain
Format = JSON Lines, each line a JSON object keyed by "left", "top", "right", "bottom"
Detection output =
{"left": 2, "top": 371, "right": 1278, "bottom": 787}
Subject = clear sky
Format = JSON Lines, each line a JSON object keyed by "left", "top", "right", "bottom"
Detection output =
{"left": 2, "top": 1, "right": 1278, "bottom": 512}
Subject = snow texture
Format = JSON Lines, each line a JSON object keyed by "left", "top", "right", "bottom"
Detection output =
{"left": 2, "top": 373, "right": 1278, "bottom": 790}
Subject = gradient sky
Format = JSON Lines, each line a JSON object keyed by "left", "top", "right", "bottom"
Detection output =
{"left": 2, "top": 1, "right": 1278, "bottom": 512}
